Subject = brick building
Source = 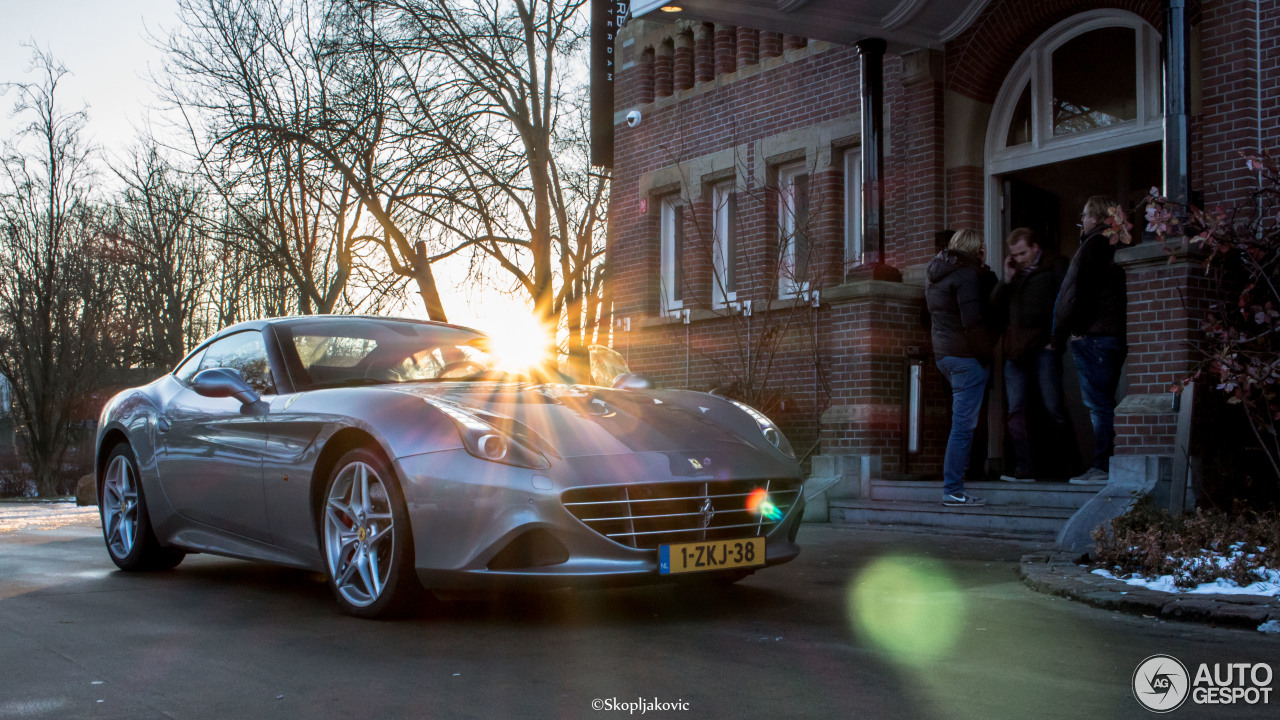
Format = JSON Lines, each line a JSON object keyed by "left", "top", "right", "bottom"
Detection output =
{"left": 605, "top": 1, "right": 1278, "bottom": 520}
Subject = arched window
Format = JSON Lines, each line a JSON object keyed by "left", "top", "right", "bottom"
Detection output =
{"left": 987, "top": 11, "right": 1162, "bottom": 176}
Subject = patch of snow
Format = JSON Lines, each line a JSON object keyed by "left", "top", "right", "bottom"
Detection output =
{"left": 1258, "top": 620, "right": 1280, "bottom": 634}
{"left": 1092, "top": 567, "right": 1280, "bottom": 596}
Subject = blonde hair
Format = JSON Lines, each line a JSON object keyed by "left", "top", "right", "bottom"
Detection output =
{"left": 1083, "top": 196, "right": 1118, "bottom": 224}
{"left": 947, "top": 228, "right": 984, "bottom": 255}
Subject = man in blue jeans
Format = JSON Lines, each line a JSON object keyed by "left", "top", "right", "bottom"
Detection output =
{"left": 926, "top": 229, "right": 997, "bottom": 506}
{"left": 1052, "top": 197, "right": 1128, "bottom": 485}
{"left": 992, "top": 228, "right": 1074, "bottom": 481}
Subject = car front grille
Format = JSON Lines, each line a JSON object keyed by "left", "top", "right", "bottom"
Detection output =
{"left": 561, "top": 479, "right": 801, "bottom": 550}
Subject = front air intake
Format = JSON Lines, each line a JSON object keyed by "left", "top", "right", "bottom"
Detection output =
{"left": 561, "top": 479, "right": 800, "bottom": 550}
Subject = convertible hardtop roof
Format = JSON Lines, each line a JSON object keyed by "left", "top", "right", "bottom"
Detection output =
{"left": 214, "top": 314, "right": 486, "bottom": 340}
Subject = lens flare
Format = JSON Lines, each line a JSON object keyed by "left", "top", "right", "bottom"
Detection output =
{"left": 847, "top": 555, "right": 966, "bottom": 666}
{"left": 482, "top": 315, "right": 554, "bottom": 374}
{"left": 746, "top": 488, "right": 783, "bottom": 521}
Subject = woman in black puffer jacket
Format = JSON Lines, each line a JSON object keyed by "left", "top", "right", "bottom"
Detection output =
{"left": 925, "top": 228, "right": 998, "bottom": 507}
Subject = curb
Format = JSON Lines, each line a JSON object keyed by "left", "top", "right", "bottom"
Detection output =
{"left": 1019, "top": 551, "right": 1280, "bottom": 630}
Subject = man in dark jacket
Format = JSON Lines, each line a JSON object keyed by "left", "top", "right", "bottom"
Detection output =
{"left": 926, "top": 229, "right": 997, "bottom": 506}
{"left": 1052, "top": 197, "right": 1128, "bottom": 485}
{"left": 992, "top": 228, "right": 1073, "bottom": 482}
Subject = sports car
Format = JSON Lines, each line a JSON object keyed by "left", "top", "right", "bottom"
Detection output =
{"left": 95, "top": 316, "right": 804, "bottom": 617}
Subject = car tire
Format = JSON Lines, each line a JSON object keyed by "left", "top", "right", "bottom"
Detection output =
{"left": 99, "top": 443, "right": 186, "bottom": 571}
{"left": 319, "top": 447, "right": 420, "bottom": 618}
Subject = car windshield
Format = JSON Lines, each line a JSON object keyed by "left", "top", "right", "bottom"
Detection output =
{"left": 278, "top": 319, "right": 519, "bottom": 390}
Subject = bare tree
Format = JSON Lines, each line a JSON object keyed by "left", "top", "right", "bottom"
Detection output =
{"left": 0, "top": 49, "right": 118, "bottom": 496}
{"left": 160, "top": 0, "right": 454, "bottom": 320}
{"left": 109, "top": 143, "right": 215, "bottom": 368}
{"left": 366, "top": 0, "right": 610, "bottom": 375}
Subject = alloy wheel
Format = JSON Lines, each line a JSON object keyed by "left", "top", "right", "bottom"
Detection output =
{"left": 324, "top": 461, "right": 396, "bottom": 608}
{"left": 102, "top": 454, "right": 139, "bottom": 560}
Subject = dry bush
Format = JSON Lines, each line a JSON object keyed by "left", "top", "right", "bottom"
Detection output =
{"left": 1092, "top": 499, "right": 1280, "bottom": 588}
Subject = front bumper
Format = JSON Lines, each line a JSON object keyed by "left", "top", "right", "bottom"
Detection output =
{"left": 394, "top": 449, "right": 803, "bottom": 591}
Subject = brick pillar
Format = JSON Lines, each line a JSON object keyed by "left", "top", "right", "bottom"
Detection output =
{"left": 694, "top": 24, "right": 714, "bottom": 83}
{"left": 784, "top": 34, "right": 807, "bottom": 51}
{"left": 637, "top": 46, "right": 655, "bottom": 105}
{"left": 1109, "top": 243, "right": 1213, "bottom": 508}
{"left": 735, "top": 27, "right": 758, "bottom": 69}
{"left": 654, "top": 40, "right": 673, "bottom": 98}
{"left": 714, "top": 24, "right": 736, "bottom": 76}
{"left": 759, "top": 31, "right": 783, "bottom": 59}
{"left": 673, "top": 31, "right": 694, "bottom": 91}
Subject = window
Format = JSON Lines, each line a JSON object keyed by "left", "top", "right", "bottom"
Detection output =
{"left": 197, "top": 330, "right": 275, "bottom": 395}
{"left": 843, "top": 150, "right": 863, "bottom": 272}
{"left": 986, "top": 11, "right": 1162, "bottom": 176}
{"left": 777, "top": 163, "right": 810, "bottom": 298}
{"left": 659, "top": 195, "right": 684, "bottom": 315}
{"left": 282, "top": 320, "right": 501, "bottom": 388}
{"left": 172, "top": 348, "right": 206, "bottom": 385}
{"left": 711, "top": 181, "right": 737, "bottom": 308}
{"left": 1052, "top": 27, "right": 1137, "bottom": 135}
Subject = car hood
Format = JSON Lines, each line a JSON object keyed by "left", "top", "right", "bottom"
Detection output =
{"left": 391, "top": 383, "right": 767, "bottom": 461}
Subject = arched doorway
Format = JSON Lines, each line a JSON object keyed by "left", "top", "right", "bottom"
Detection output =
{"left": 982, "top": 10, "right": 1163, "bottom": 478}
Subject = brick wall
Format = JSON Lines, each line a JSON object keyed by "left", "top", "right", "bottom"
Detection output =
{"left": 611, "top": 23, "right": 950, "bottom": 469}
{"left": 946, "top": 0, "right": 1164, "bottom": 104}
{"left": 610, "top": 1, "right": 1280, "bottom": 475}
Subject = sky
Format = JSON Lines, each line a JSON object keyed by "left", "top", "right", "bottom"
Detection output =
{"left": 0, "top": 0, "right": 179, "bottom": 162}
{"left": 0, "top": 0, "right": 534, "bottom": 334}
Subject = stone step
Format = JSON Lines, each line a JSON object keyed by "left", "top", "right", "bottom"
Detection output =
{"left": 867, "top": 479, "right": 1099, "bottom": 509}
{"left": 828, "top": 498, "right": 1076, "bottom": 540}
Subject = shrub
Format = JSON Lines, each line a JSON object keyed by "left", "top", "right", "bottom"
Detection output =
{"left": 1146, "top": 153, "right": 1280, "bottom": 497}
{"left": 1092, "top": 499, "right": 1280, "bottom": 589}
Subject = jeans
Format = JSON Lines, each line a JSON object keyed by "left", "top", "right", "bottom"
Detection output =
{"left": 1005, "top": 350, "right": 1073, "bottom": 477}
{"left": 1070, "top": 336, "right": 1127, "bottom": 472}
{"left": 937, "top": 355, "right": 989, "bottom": 496}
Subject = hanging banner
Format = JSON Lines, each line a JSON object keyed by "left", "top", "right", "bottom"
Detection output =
{"left": 591, "top": 1, "right": 629, "bottom": 167}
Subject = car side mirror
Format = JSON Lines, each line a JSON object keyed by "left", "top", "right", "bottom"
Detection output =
{"left": 612, "top": 372, "right": 653, "bottom": 390}
{"left": 191, "top": 368, "right": 261, "bottom": 406}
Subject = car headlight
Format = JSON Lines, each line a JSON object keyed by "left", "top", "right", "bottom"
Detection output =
{"left": 424, "top": 398, "right": 550, "bottom": 469}
{"left": 729, "top": 399, "right": 796, "bottom": 458}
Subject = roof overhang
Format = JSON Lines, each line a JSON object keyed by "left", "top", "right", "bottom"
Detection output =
{"left": 629, "top": 0, "right": 992, "bottom": 50}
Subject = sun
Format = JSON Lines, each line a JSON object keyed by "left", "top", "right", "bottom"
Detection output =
{"left": 474, "top": 312, "right": 555, "bottom": 374}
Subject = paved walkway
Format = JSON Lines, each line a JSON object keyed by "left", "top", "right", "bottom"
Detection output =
{"left": 1021, "top": 551, "right": 1280, "bottom": 629}
{"left": 4, "top": 498, "right": 1278, "bottom": 632}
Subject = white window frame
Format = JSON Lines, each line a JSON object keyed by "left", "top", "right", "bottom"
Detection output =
{"left": 711, "top": 181, "right": 737, "bottom": 308}
{"left": 659, "top": 195, "right": 684, "bottom": 315}
{"left": 777, "top": 162, "right": 810, "bottom": 299}
{"left": 984, "top": 10, "right": 1163, "bottom": 280}
{"left": 843, "top": 149, "right": 863, "bottom": 272}
{"left": 986, "top": 10, "right": 1162, "bottom": 177}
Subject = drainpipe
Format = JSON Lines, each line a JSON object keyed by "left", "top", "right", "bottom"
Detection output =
{"left": 848, "top": 38, "right": 902, "bottom": 283}
{"left": 1164, "top": 0, "right": 1191, "bottom": 204}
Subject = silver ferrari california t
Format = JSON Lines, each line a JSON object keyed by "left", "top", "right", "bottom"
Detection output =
{"left": 95, "top": 316, "right": 804, "bottom": 617}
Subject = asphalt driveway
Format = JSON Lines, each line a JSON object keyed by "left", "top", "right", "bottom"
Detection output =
{"left": 0, "top": 503, "right": 1274, "bottom": 719}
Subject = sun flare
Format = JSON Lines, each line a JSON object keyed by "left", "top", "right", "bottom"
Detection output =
{"left": 477, "top": 314, "right": 555, "bottom": 374}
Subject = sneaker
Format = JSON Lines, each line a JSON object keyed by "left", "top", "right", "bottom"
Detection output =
{"left": 1069, "top": 467, "right": 1109, "bottom": 485}
{"left": 942, "top": 492, "right": 986, "bottom": 507}
{"left": 999, "top": 474, "right": 1035, "bottom": 483}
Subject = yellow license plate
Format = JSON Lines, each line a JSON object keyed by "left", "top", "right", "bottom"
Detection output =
{"left": 659, "top": 537, "right": 765, "bottom": 575}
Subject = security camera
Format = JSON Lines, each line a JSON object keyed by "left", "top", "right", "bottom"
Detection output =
{"left": 625, "top": 109, "right": 642, "bottom": 128}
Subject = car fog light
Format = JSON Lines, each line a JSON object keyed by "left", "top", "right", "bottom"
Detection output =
{"left": 478, "top": 434, "right": 508, "bottom": 460}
